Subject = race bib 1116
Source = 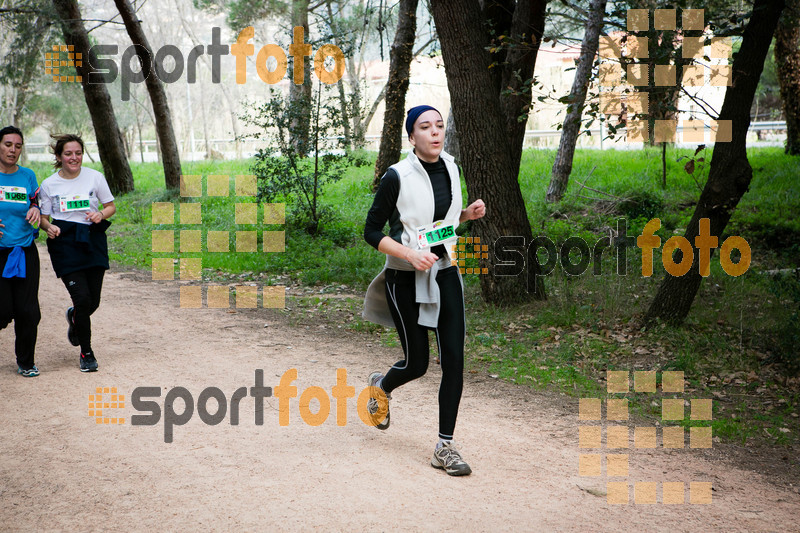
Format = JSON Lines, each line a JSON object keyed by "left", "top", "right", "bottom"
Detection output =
{"left": 59, "top": 194, "right": 91, "bottom": 212}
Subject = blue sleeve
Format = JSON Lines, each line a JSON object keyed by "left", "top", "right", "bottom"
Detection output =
{"left": 26, "top": 169, "right": 39, "bottom": 203}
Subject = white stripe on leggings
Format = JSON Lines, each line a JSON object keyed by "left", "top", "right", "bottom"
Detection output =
{"left": 388, "top": 282, "right": 410, "bottom": 370}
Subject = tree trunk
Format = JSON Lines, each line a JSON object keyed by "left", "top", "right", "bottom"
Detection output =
{"left": 643, "top": 0, "right": 786, "bottom": 326}
{"left": 290, "top": 0, "right": 312, "bottom": 157}
{"left": 547, "top": 0, "right": 607, "bottom": 203}
{"left": 172, "top": 0, "right": 241, "bottom": 157}
{"left": 775, "top": 0, "right": 800, "bottom": 155}
{"left": 373, "top": 0, "right": 419, "bottom": 187}
{"left": 325, "top": 0, "right": 357, "bottom": 150}
{"left": 336, "top": 79, "right": 352, "bottom": 148}
{"left": 200, "top": 80, "right": 211, "bottom": 156}
{"left": 340, "top": 0, "right": 367, "bottom": 149}
{"left": 135, "top": 104, "right": 145, "bottom": 163}
{"left": 621, "top": 0, "right": 687, "bottom": 149}
{"left": 444, "top": 106, "right": 460, "bottom": 164}
{"left": 9, "top": 12, "right": 50, "bottom": 131}
{"left": 114, "top": 0, "right": 182, "bottom": 189}
{"left": 431, "top": 0, "right": 548, "bottom": 304}
{"left": 52, "top": 0, "right": 134, "bottom": 194}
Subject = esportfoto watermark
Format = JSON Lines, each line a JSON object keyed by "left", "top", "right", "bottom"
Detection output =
{"left": 460, "top": 218, "right": 750, "bottom": 292}
{"left": 52, "top": 26, "right": 346, "bottom": 101}
{"left": 92, "top": 368, "right": 388, "bottom": 443}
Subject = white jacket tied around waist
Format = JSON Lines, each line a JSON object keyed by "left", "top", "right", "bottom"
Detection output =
{"left": 362, "top": 150, "right": 464, "bottom": 328}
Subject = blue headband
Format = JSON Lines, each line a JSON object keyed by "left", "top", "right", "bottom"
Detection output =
{"left": 405, "top": 105, "right": 441, "bottom": 136}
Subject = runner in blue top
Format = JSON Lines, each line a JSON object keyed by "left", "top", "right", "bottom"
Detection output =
{"left": 0, "top": 125, "right": 42, "bottom": 377}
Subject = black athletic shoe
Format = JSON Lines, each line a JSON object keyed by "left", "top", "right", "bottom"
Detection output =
{"left": 367, "top": 372, "right": 390, "bottom": 430}
{"left": 66, "top": 307, "right": 79, "bottom": 347}
{"left": 80, "top": 352, "right": 98, "bottom": 372}
{"left": 17, "top": 365, "right": 40, "bottom": 377}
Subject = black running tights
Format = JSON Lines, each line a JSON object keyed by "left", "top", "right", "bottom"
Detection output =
{"left": 61, "top": 266, "right": 105, "bottom": 354}
{"left": 381, "top": 265, "right": 465, "bottom": 440}
{"left": 0, "top": 244, "right": 41, "bottom": 369}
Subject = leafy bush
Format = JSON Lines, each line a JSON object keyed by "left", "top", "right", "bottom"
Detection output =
{"left": 245, "top": 84, "right": 355, "bottom": 235}
{"left": 618, "top": 189, "right": 664, "bottom": 220}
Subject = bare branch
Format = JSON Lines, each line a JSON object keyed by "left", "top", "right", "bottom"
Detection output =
{"left": 0, "top": 8, "right": 40, "bottom": 15}
{"left": 413, "top": 35, "right": 435, "bottom": 55}
{"left": 680, "top": 86, "right": 721, "bottom": 119}
{"left": 552, "top": 0, "right": 627, "bottom": 30}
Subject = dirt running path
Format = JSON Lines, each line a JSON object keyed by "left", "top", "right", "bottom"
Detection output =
{"left": 1, "top": 245, "right": 797, "bottom": 531}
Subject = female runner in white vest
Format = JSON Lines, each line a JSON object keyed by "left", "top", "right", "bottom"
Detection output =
{"left": 363, "top": 105, "right": 485, "bottom": 476}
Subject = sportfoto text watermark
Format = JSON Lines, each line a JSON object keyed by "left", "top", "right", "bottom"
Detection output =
{"left": 82, "top": 26, "right": 345, "bottom": 101}
{"left": 118, "top": 369, "right": 387, "bottom": 443}
{"left": 492, "top": 217, "right": 750, "bottom": 292}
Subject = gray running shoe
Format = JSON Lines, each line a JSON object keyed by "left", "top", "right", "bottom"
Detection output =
{"left": 431, "top": 441, "right": 472, "bottom": 476}
{"left": 367, "top": 372, "right": 390, "bottom": 430}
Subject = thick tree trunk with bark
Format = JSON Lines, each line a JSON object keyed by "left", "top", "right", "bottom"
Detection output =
{"left": 547, "top": 0, "right": 607, "bottom": 203}
{"left": 431, "top": 0, "right": 548, "bottom": 303}
{"left": 373, "top": 0, "right": 418, "bottom": 187}
{"left": 775, "top": 0, "right": 800, "bottom": 155}
{"left": 114, "top": 0, "right": 182, "bottom": 190}
{"left": 643, "top": 0, "right": 786, "bottom": 325}
{"left": 52, "top": 0, "right": 134, "bottom": 194}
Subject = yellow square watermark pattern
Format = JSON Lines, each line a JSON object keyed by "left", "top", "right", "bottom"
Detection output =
{"left": 579, "top": 454, "right": 602, "bottom": 477}
{"left": 635, "top": 482, "right": 657, "bottom": 504}
{"left": 662, "top": 426, "right": 685, "bottom": 448}
{"left": 607, "top": 426, "right": 630, "bottom": 449}
{"left": 45, "top": 44, "right": 83, "bottom": 83}
{"left": 180, "top": 258, "right": 202, "bottom": 281}
{"left": 235, "top": 285, "right": 258, "bottom": 308}
{"left": 235, "top": 203, "right": 258, "bottom": 225}
{"left": 151, "top": 258, "right": 174, "bottom": 281}
{"left": 451, "top": 236, "right": 489, "bottom": 276}
{"left": 579, "top": 398, "right": 602, "bottom": 420}
{"left": 180, "top": 202, "right": 202, "bottom": 225}
{"left": 151, "top": 202, "right": 174, "bottom": 224}
{"left": 663, "top": 482, "right": 686, "bottom": 504}
{"left": 150, "top": 174, "right": 286, "bottom": 308}
{"left": 607, "top": 399, "right": 629, "bottom": 420}
{"left": 88, "top": 387, "right": 124, "bottom": 424}
{"left": 578, "top": 370, "right": 713, "bottom": 505}
{"left": 597, "top": 9, "right": 733, "bottom": 144}
{"left": 607, "top": 454, "right": 629, "bottom": 477}
{"left": 634, "top": 371, "right": 656, "bottom": 392}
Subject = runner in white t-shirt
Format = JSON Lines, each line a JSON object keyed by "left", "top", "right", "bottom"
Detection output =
{"left": 39, "top": 167, "right": 113, "bottom": 225}
{"left": 39, "top": 134, "right": 116, "bottom": 373}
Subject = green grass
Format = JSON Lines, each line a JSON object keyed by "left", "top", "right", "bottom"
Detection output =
{"left": 27, "top": 147, "right": 799, "bottom": 449}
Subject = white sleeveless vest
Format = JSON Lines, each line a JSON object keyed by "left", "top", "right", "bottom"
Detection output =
{"left": 362, "top": 150, "right": 463, "bottom": 328}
